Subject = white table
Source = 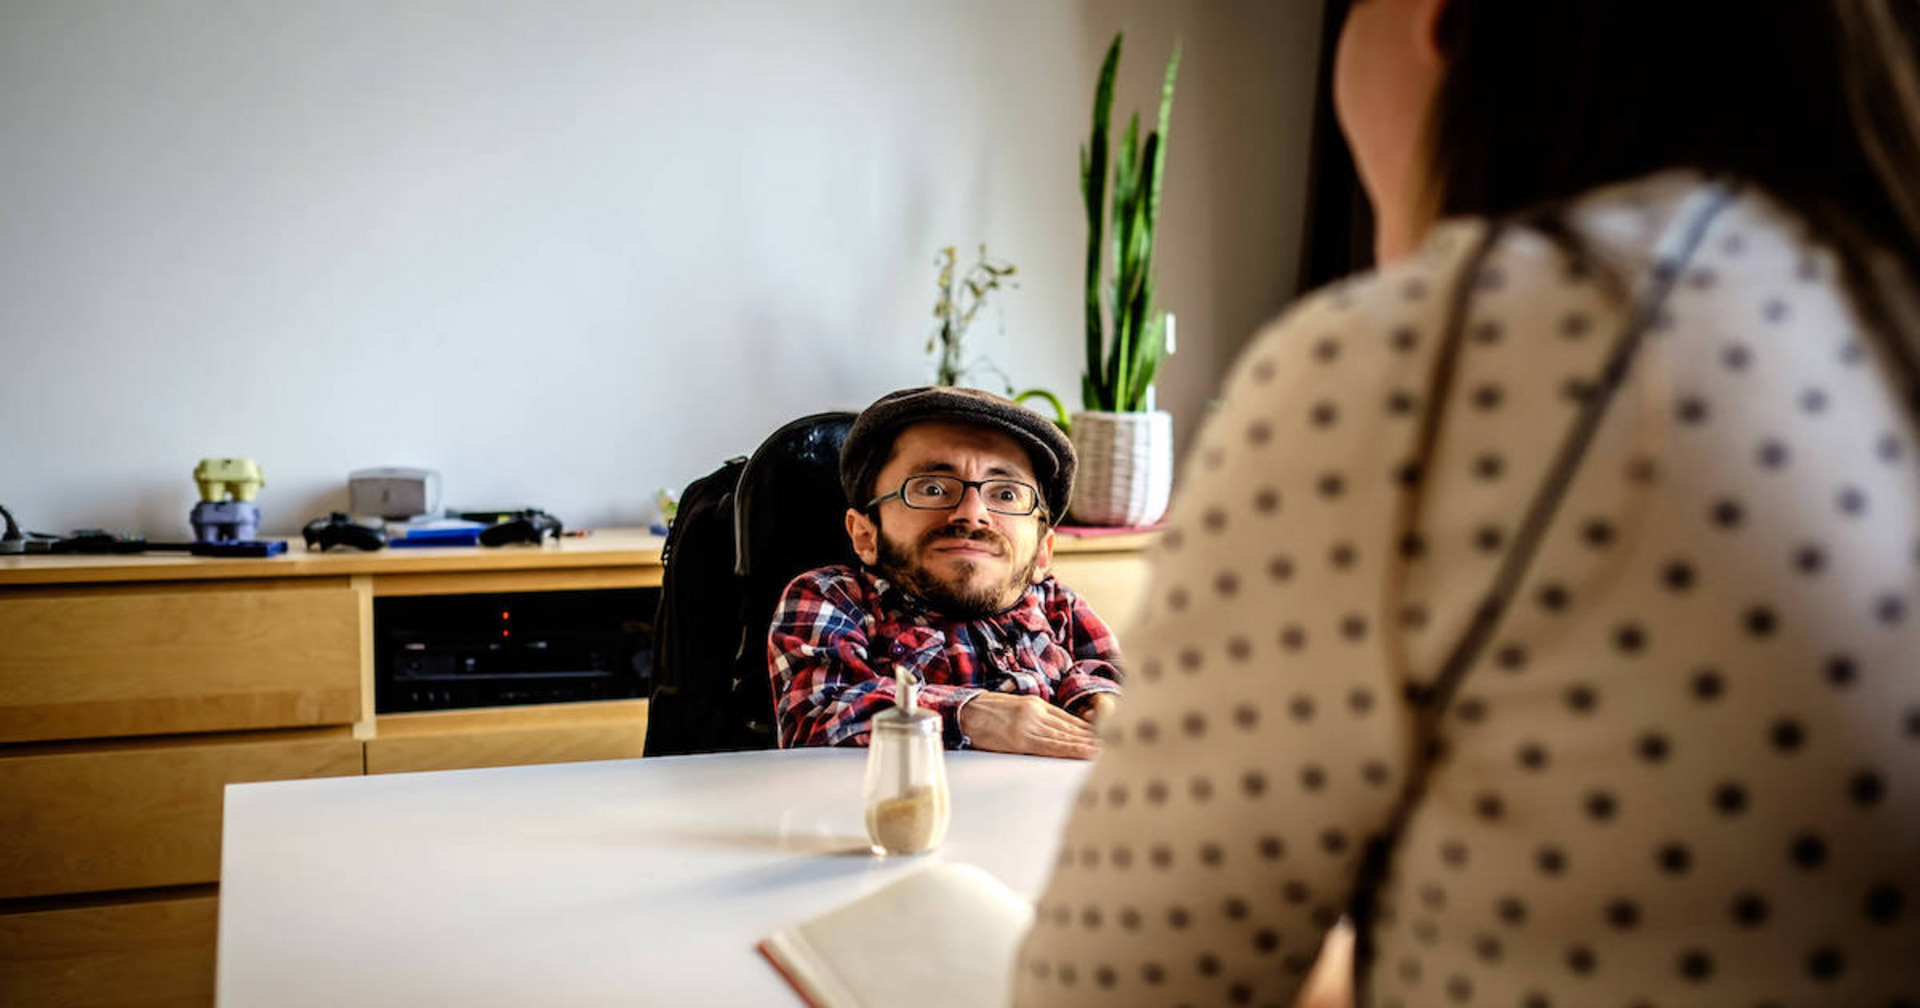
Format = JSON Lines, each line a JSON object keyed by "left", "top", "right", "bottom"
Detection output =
{"left": 217, "top": 748, "right": 1091, "bottom": 1007}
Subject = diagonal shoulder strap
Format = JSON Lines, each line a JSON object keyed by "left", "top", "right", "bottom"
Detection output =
{"left": 1348, "top": 181, "right": 1739, "bottom": 1000}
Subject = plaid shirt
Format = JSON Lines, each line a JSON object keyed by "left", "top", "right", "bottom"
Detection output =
{"left": 768, "top": 564, "right": 1123, "bottom": 748}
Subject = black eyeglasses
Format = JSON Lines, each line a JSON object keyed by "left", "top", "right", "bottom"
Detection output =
{"left": 867, "top": 474, "right": 1042, "bottom": 516}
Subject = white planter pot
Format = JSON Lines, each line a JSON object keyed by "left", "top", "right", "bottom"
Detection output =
{"left": 1068, "top": 410, "right": 1174, "bottom": 526}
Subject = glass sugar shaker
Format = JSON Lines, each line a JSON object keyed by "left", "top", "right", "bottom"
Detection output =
{"left": 862, "top": 680, "right": 950, "bottom": 856}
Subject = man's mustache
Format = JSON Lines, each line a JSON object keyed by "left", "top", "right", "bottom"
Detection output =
{"left": 918, "top": 524, "right": 1008, "bottom": 557}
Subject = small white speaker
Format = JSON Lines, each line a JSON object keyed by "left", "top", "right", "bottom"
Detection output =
{"left": 348, "top": 467, "right": 442, "bottom": 520}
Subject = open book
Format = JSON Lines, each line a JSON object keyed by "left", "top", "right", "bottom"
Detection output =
{"left": 758, "top": 862, "right": 1034, "bottom": 1008}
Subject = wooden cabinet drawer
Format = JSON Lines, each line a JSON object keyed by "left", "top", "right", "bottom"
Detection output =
{"left": 0, "top": 891, "right": 216, "bottom": 1008}
{"left": 0, "top": 731, "right": 362, "bottom": 900}
{"left": 366, "top": 699, "right": 647, "bottom": 774}
{"left": 0, "top": 581, "right": 362, "bottom": 743}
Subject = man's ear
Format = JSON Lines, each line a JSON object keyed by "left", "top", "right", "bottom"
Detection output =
{"left": 845, "top": 508, "right": 879, "bottom": 566}
{"left": 1030, "top": 525, "right": 1056, "bottom": 584}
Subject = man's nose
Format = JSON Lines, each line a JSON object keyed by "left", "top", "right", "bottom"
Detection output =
{"left": 948, "top": 484, "right": 993, "bottom": 525}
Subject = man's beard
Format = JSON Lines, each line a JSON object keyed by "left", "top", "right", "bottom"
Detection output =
{"left": 873, "top": 521, "right": 1039, "bottom": 619}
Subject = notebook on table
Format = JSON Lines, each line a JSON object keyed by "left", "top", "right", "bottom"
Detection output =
{"left": 758, "top": 862, "right": 1034, "bottom": 1008}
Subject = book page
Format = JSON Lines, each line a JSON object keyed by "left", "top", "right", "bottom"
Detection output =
{"left": 759, "top": 862, "right": 1035, "bottom": 1008}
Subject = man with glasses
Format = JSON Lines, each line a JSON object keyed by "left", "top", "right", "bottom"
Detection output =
{"left": 768, "top": 387, "right": 1124, "bottom": 758}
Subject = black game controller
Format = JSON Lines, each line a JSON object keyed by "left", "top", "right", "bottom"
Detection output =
{"left": 303, "top": 512, "right": 388, "bottom": 552}
{"left": 478, "top": 508, "right": 563, "bottom": 546}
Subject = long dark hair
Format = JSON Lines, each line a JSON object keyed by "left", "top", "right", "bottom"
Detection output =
{"left": 1421, "top": 0, "right": 1920, "bottom": 395}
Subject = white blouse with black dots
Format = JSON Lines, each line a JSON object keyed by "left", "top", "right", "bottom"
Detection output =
{"left": 1017, "top": 172, "right": 1920, "bottom": 1008}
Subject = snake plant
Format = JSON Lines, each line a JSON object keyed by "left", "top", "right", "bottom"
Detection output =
{"left": 1081, "top": 32, "right": 1180, "bottom": 413}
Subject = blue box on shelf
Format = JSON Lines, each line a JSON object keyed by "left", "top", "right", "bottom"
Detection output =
{"left": 386, "top": 521, "right": 485, "bottom": 548}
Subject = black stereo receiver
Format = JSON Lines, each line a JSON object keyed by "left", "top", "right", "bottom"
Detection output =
{"left": 374, "top": 588, "right": 656, "bottom": 713}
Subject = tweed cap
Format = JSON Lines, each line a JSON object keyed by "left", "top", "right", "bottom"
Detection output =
{"left": 842, "top": 386, "right": 1076, "bottom": 522}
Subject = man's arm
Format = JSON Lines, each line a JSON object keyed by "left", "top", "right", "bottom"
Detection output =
{"left": 947, "top": 584, "right": 1116, "bottom": 758}
{"left": 767, "top": 571, "right": 980, "bottom": 747}
{"left": 1051, "top": 586, "right": 1124, "bottom": 719}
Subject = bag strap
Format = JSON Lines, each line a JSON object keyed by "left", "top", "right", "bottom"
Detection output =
{"left": 1348, "top": 181, "right": 1739, "bottom": 998}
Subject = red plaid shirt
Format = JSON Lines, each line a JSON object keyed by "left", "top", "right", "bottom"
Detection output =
{"left": 768, "top": 564, "right": 1124, "bottom": 748}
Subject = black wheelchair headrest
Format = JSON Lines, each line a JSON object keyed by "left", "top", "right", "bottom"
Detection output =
{"left": 733, "top": 411, "right": 859, "bottom": 582}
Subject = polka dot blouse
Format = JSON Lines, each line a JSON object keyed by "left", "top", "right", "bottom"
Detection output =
{"left": 1017, "top": 172, "right": 1920, "bottom": 1007}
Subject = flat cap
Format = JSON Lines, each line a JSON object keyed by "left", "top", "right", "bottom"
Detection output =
{"left": 841, "top": 386, "right": 1076, "bottom": 522}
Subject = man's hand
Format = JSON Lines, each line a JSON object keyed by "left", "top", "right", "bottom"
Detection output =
{"left": 958, "top": 693, "right": 1100, "bottom": 759}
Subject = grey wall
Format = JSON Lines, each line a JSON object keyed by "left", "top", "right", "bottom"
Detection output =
{"left": 0, "top": 0, "right": 1324, "bottom": 536}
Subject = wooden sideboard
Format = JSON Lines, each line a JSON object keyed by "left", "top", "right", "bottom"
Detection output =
{"left": 0, "top": 528, "right": 1154, "bottom": 1006}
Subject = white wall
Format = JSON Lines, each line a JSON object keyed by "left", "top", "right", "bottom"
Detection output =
{"left": 0, "top": 0, "right": 1324, "bottom": 536}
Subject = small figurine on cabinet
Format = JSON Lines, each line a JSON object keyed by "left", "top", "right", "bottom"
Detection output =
{"left": 190, "top": 457, "right": 265, "bottom": 542}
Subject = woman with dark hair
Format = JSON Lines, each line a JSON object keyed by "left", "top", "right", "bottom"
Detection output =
{"left": 1018, "top": 1, "right": 1920, "bottom": 1005}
